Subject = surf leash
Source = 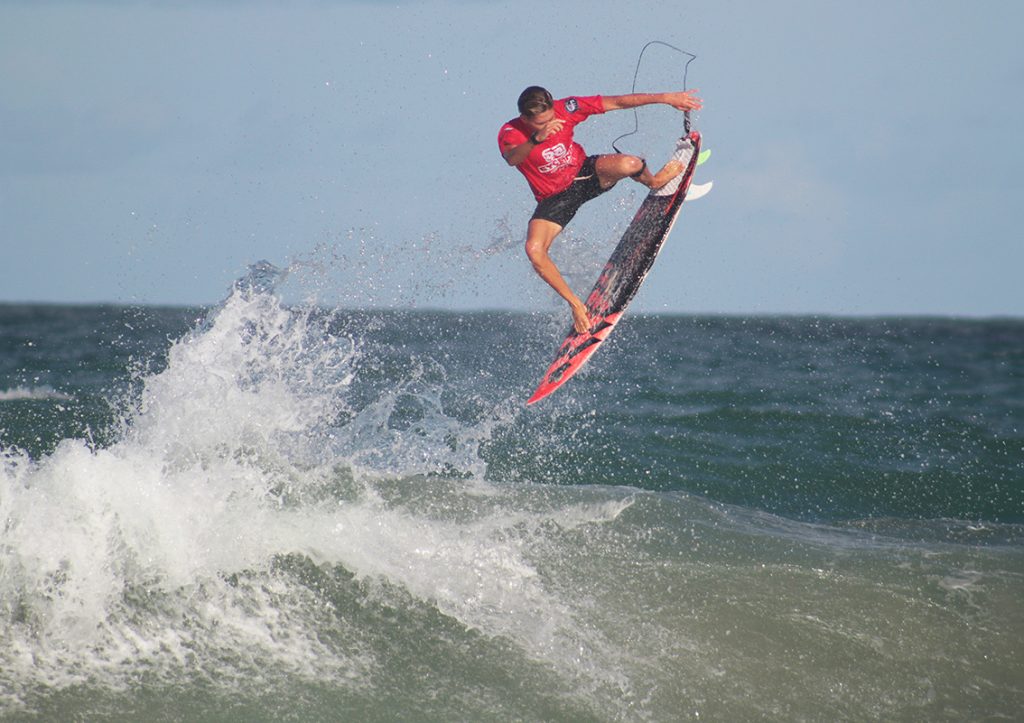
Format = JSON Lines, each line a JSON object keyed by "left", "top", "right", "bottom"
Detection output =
{"left": 612, "top": 41, "right": 697, "bottom": 154}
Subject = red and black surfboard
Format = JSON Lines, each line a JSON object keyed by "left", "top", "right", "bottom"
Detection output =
{"left": 526, "top": 129, "right": 702, "bottom": 405}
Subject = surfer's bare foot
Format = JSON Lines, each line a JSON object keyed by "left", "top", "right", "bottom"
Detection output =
{"left": 649, "top": 160, "right": 684, "bottom": 189}
{"left": 570, "top": 301, "right": 590, "bottom": 334}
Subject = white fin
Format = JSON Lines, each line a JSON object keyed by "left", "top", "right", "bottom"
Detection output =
{"left": 684, "top": 180, "right": 714, "bottom": 202}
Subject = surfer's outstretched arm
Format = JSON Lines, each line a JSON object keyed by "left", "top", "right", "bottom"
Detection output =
{"left": 524, "top": 218, "right": 590, "bottom": 334}
{"left": 601, "top": 90, "right": 702, "bottom": 113}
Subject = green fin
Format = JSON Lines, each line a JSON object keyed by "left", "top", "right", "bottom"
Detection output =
{"left": 697, "top": 149, "right": 711, "bottom": 166}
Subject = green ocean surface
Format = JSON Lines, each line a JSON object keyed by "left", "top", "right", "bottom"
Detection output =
{"left": 1, "top": 293, "right": 1022, "bottom": 720}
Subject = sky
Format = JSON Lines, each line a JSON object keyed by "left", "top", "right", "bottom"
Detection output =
{"left": 2, "top": 0, "right": 1022, "bottom": 317}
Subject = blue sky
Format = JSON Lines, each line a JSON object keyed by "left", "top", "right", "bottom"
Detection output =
{"left": 2, "top": 0, "right": 1022, "bottom": 316}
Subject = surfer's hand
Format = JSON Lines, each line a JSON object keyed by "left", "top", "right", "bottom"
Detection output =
{"left": 535, "top": 117, "right": 564, "bottom": 142}
{"left": 570, "top": 301, "right": 590, "bottom": 335}
{"left": 667, "top": 90, "right": 702, "bottom": 112}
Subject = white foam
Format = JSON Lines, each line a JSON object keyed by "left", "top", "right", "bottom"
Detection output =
{"left": 0, "top": 287, "right": 630, "bottom": 711}
{"left": 0, "top": 385, "right": 72, "bottom": 401}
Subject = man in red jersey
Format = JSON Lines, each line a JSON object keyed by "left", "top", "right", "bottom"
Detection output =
{"left": 499, "top": 86, "right": 702, "bottom": 333}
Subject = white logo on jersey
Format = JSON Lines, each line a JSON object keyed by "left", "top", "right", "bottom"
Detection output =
{"left": 537, "top": 143, "right": 574, "bottom": 174}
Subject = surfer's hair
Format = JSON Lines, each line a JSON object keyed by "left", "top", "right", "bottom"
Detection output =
{"left": 518, "top": 86, "right": 553, "bottom": 117}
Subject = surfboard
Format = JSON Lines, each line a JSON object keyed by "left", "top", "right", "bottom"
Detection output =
{"left": 526, "top": 129, "right": 705, "bottom": 405}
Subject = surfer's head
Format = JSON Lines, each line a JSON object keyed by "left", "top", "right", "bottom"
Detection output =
{"left": 518, "top": 86, "right": 553, "bottom": 118}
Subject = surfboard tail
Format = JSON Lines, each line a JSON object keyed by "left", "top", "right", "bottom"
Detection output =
{"left": 652, "top": 133, "right": 698, "bottom": 199}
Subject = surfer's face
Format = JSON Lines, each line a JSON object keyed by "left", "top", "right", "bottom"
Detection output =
{"left": 521, "top": 108, "right": 555, "bottom": 131}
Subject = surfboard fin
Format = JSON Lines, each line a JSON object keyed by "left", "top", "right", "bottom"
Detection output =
{"left": 684, "top": 181, "right": 713, "bottom": 202}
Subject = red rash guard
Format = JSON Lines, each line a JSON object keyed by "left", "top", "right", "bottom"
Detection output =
{"left": 498, "top": 95, "right": 606, "bottom": 201}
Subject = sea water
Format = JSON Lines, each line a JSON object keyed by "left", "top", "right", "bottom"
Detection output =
{"left": 1, "top": 281, "right": 1022, "bottom": 720}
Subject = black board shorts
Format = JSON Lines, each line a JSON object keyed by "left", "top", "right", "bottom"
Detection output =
{"left": 531, "top": 156, "right": 610, "bottom": 228}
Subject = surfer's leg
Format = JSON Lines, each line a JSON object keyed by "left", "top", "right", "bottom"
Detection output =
{"left": 595, "top": 154, "right": 683, "bottom": 190}
{"left": 647, "top": 160, "right": 685, "bottom": 189}
{"left": 594, "top": 154, "right": 645, "bottom": 189}
{"left": 524, "top": 219, "right": 590, "bottom": 334}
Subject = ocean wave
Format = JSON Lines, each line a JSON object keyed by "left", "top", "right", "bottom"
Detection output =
{"left": 1, "top": 279, "right": 1022, "bottom": 719}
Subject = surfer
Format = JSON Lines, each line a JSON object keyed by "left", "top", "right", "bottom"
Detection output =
{"left": 499, "top": 86, "right": 702, "bottom": 333}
